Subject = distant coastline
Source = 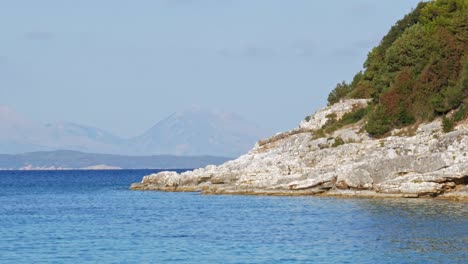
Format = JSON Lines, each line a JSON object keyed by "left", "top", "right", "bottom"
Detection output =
{"left": 0, "top": 150, "right": 231, "bottom": 170}
{"left": 0, "top": 164, "right": 122, "bottom": 171}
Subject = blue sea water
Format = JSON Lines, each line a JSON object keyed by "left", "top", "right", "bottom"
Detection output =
{"left": 0, "top": 170, "right": 467, "bottom": 264}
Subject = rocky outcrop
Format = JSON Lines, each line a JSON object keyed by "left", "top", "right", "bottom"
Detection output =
{"left": 131, "top": 100, "right": 468, "bottom": 200}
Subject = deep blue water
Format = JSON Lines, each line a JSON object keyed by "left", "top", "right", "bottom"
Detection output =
{"left": 0, "top": 170, "right": 467, "bottom": 264}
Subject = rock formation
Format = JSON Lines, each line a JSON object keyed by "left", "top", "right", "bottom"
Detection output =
{"left": 131, "top": 100, "right": 467, "bottom": 200}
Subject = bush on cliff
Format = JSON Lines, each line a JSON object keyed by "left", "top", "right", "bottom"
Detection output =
{"left": 326, "top": 0, "right": 467, "bottom": 137}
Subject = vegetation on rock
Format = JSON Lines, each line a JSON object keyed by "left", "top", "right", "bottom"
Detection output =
{"left": 320, "top": 107, "right": 367, "bottom": 134}
{"left": 327, "top": 0, "right": 468, "bottom": 137}
{"left": 331, "top": 137, "right": 345, "bottom": 148}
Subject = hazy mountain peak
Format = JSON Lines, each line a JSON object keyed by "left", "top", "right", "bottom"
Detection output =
{"left": 131, "top": 107, "right": 270, "bottom": 157}
{"left": 172, "top": 105, "right": 225, "bottom": 119}
{"left": 181, "top": 104, "right": 206, "bottom": 112}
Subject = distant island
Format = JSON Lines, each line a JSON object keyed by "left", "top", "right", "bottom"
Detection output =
{"left": 131, "top": 0, "right": 467, "bottom": 199}
{"left": 0, "top": 150, "right": 231, "bottom": 170}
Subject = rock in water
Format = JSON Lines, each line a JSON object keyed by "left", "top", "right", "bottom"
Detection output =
{"left": 130, "top": 100, "right": 468, "bottom": 200}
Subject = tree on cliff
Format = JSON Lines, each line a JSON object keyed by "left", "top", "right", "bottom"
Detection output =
{"left": 326, "top": 0, "right": 467, "bottom": 136}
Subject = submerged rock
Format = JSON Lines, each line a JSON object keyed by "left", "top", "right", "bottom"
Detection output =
{"left": 131, "top": 100, "right": 468, "bottom": 200}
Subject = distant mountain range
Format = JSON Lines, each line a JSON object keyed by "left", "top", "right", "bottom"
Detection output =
{"left": 128, "top": 106, "right": 267, "bottom": 156}
{"left": 0, "top": 150, "right": 231, "bottom": 170}
{"left": 0, "top": 105, "right": 270, "bottom": 157}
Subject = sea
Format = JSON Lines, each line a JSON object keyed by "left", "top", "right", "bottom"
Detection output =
{"left": 0, "top": 170, "right": 466, "bottom": 264}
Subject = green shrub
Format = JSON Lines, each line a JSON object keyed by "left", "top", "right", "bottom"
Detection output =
{"left": 341, "top": 108, "right": 367, "bottom": 125}
{"left": 442, "top": 116, "right": 454, "bottom": 132}
{"left": 332, "top": 137, "right": 345, "bottom": 148}
{"left": 313, "top": 129, "right": 326, "bottom": 139}
{"left": 432, "top": 85, "right": 464, "bottom": 114}
{"left": 444, "top": 85, "right": 463, "bottom": 109}
{"left": 452, "top": 105, "right": 466, "bottom": 122}
{"left": 366, "top": 106, "right": 391, "bottom": 136}
{"left": 327, "top": 81, "right": 352, "bottom": 106}
{"left": 431, "top": 94, "right": 448, "bottom": 113}
{"left": 321, "top": 108, "right": 367, "bottom": 134}
{"left": 397, "top": 108, "right": 415, "bottom": 125}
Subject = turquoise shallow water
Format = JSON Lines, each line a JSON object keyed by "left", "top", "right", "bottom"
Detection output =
{"left": 0, "top": 170, "right": 467, "bottom": 264}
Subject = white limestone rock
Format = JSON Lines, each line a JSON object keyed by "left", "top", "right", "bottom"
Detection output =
{"left": 131, "top": 100, "right": 468, "bottom": 200}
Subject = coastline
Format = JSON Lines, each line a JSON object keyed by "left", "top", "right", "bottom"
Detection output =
{"left": 130, "top": 183, "right": 468, "bottom": 202}
{"left": 130, "top": 100, "right": 467, "bottom": 201}
{"left": 0, "top": 165, "right": 122, "bottom": 171}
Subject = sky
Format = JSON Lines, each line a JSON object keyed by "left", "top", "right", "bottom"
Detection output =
{"left": 0, "top": 0, "right": 422, "bottom": 138}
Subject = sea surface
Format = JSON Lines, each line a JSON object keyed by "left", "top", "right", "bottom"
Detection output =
{"left": 0, "top": 170, "right": 466, "bottom": 264}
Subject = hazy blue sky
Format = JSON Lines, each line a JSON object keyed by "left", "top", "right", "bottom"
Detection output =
{"left": 0, "top": 0, "right": 421, "bottom": 137}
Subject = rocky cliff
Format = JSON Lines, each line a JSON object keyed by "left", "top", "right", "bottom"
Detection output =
{"left": 130, "top": 99, "right": 468, "bottom": 200}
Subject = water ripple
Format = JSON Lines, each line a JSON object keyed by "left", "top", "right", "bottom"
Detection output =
{"left": 0, "top": 170, "right": 466, "bottom": 264}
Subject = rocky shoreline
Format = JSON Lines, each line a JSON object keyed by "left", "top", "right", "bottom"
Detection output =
{"left": 130, "top": 100, "right": 468, "bottom": 200}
